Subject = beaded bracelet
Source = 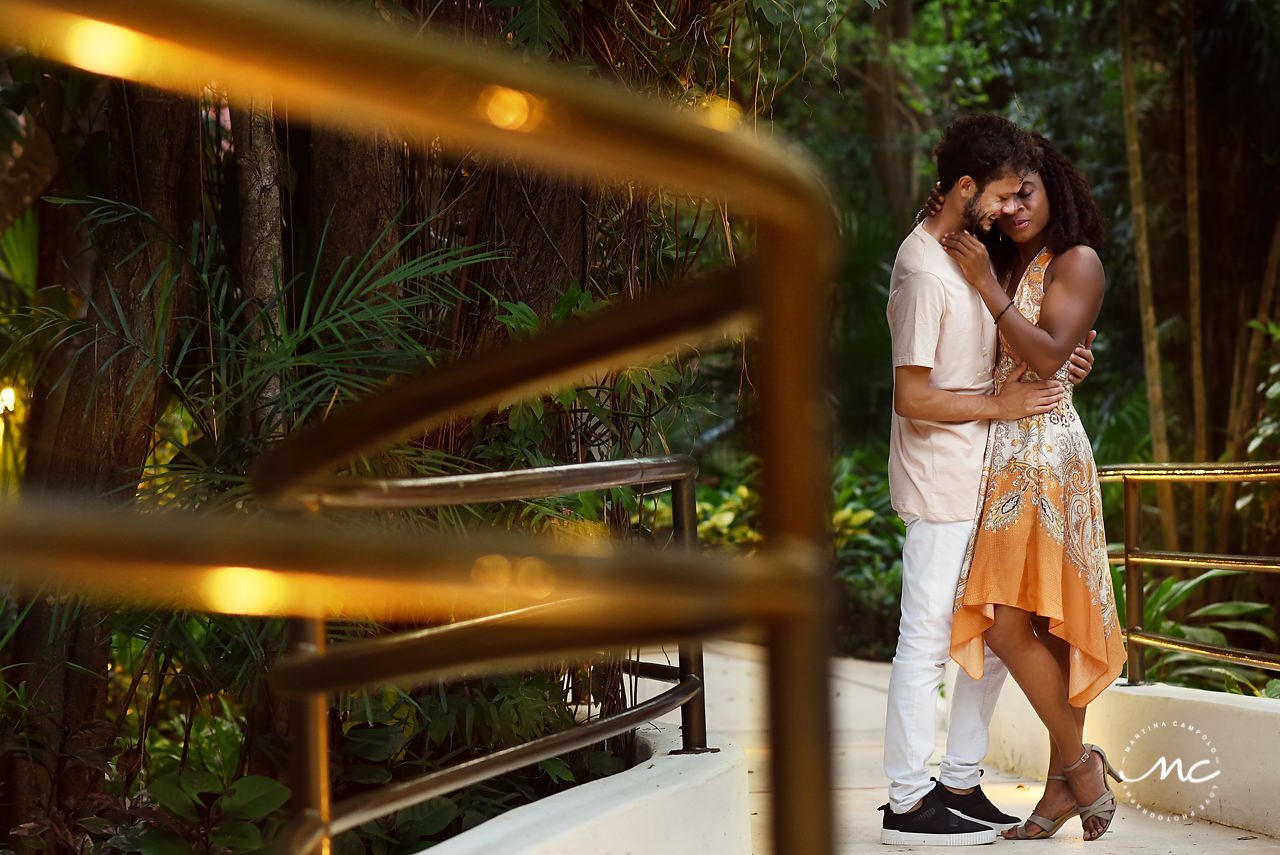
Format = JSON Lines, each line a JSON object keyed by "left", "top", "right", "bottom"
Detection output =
{"left": 993, "top": 299, "right": 1016, "bottom": 324}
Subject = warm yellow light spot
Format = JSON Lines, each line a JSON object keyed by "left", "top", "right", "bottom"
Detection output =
{"left": 700, "top": 97, "right": 744, "bottom": 131}
{"left": 479, "top": 86, "right": 539, "bottom": 131}
{"left": 0, "top": 388, "right": 14, "bottom": 414}
{"left": 200, "top": 566, "right": 285, "bottom": 615}
{"left": 471, "top": 554, "right": 513, "bottom": 591}
{"left": 514, "top": 556, "right": 556, "bottom": 599}
{"left": 64, "top": 20, "right": 147, "bottom": 78}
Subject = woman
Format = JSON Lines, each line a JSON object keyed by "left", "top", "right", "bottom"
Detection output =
{"left": 939, "top": 134, "right": 1126, "bottom": 841}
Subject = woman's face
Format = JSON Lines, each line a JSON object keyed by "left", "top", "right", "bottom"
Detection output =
{"left": 998, "top": 171, "right": 1051, "bottom": 244}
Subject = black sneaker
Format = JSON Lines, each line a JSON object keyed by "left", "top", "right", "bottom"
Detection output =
{"left": 879, "top": 787, "right": 997, "bottom": 845}
{"left": 931, "top": 776, "right": 1020, "bottom": 832}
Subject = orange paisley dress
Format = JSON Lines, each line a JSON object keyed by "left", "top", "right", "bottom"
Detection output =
{"left": 950, "top": 246, "right": 1126, "bottom": 707}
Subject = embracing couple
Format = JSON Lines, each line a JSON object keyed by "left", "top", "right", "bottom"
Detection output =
{"left": 880, "top": 114, "right": 1127, "bottom": 846}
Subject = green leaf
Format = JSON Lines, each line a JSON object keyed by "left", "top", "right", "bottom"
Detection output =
{"left": 136, "top": 830, "right": 192, "bottom": 855}
{"left": 538, "top": 757, "right": 575, "bottom": 784}
{"left": 750, "top": 0, "right": 792, "bottom": 27}
{"left": 1179, "top": 625, "right": 1227, "bottom": 646}
{"left": 209, "top": 821, "right": 263, "bottom": 851}
{"left": 149, "top": 773, "right": 200, "bottom": 823}
{"left": 397, "top": 797, "right": 459, "bottom": 838}
{"left": 177, "top": 768, "right": 224, "bottom": 799}
{"left": 345, "top": 763, "right": 392, "bottom": 784}
{"left": 74, "top": 815, "right": 113, "bottom": 835}
{"left": 1205, "top": 620, "right": 1278, "bottom": 642}
{"left": 331, "top": 831, "right": 367, "bottom": 855}
{"left": 1159, "top": 569, "right": 1240, "bottom": 614}
{"left": 495, "top": 300, "right": 540, "bottom": 340}
{"left": 490, "top": 0, "right": 571, "bottom": 56}
{"left": 1187, "top": 601, "right": 1271, "bottom": 619}
{"left": 218, "top": 775, "right": 290, "bottom": 821}
{"left": 342, "top": 724, "right": 410, "bottom": 762}
{"left": 1264, "top": 680, "right": 1280, "bottom": 700}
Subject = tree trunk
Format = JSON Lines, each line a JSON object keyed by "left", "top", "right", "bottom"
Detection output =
{"left": 1216, "top": 216, "right": 1280, "bottom": 553}
{"left": 8, "top": 81, "right": 198, "bottom": 854}
{"left": 864, "top": 2, "right": 919, "bottom": 227}
{"left": 1184, "top": 0, "right": 1208, "bottom": 552}
{"left": 232, "top": 97, "right": 285, "bottom": 437}
{"left": 1120, "top": 0, "right": 1179, "bottom": 552}
{"left": 452, "top": 161, "right": 587, "bottom": 354}
{"left": 308, "top": 126, "right": 404, "bottom": 298}
{"left": 423, "top": 157, "right": 588, "bottom": 458}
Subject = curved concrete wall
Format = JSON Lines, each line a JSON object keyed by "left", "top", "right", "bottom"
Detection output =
{"left": 421, "top": 724, "right": 751, "bottom": 855}
{"left": 982, "top": 676, "right": 1280, "bottom": 837}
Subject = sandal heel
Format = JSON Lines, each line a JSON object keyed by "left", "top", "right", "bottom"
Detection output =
{"left": 1084, "top": 743, "right": 1123, "bottom": 783}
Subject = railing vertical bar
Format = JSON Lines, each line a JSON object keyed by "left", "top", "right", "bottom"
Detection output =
{"left": 671, "top": 473, "right": 710, "bottom": 753}
{"left": 768, "top": 609, "right": 833, "bottom": 855}
{"left": 1123, "top": 477, "right": 1146, "bottom": 684}
{"left": 287, "top": 617, "right": 331, "bottom": 854}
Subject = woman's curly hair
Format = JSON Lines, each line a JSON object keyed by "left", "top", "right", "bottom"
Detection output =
{"left": 985, "top": 132, "right": 1107, "bottom": 276}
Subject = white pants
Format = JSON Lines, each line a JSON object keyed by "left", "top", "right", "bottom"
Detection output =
{"left": 883, "top": 516, "right": 1009, "bottom": 813}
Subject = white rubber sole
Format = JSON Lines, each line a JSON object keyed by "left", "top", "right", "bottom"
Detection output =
{"left": 880, "top": 827, "right": 997, "bottom": 846}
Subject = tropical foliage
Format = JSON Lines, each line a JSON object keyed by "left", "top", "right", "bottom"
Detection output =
{"left": 1109, "top": 566, "right": 1278, "bottom": 690}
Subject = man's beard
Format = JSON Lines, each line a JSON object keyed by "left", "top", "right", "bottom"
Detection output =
{"left": 962, "top": 195, "right": 993, "bottom": 233}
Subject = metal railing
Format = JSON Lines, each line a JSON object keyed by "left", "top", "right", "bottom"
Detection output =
{"left": 0, "top": 1, "right": 840, "bottom": 853}
{"left": 268, "top": 454, "right": 715, "bottom": 853}
{"left": 1099, "top": 461, "right": 1280, "bottom": 684}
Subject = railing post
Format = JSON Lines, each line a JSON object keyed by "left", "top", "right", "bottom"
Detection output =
{"left": 1123, "top": 476, "right": 1146, "bottom": 684}
{"left": 671, "top": 473, "right": 712, "bottom": 754}
{"left": 768, "top": 599, "right": 833, "bottom": 855}
{"left": 287, "top": 617, "right": 331, "bottom": 853}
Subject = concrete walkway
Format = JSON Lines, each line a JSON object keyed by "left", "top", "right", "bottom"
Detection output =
{"left": 666, "top": 640, "right": 1280, "bottom": 854}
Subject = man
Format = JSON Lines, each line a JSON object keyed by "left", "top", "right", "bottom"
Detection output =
{"left": 880, "top": 115, "right": 1064, "bottom": 846}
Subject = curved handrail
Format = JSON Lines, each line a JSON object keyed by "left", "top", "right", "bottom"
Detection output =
{"left": 289, "top": 455, "right": 697, "bottom": 511}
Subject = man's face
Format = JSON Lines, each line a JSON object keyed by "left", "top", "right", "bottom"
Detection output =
{"left": 961, "top": 171, "right": 1025, "bottom": 233}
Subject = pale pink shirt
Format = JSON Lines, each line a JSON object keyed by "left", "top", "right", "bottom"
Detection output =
{"left": 887, "top": 222, "right": 998, "bottom": 522}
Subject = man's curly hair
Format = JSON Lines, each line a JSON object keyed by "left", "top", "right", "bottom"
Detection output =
{"left": 934, "top": 114, "right": 1040, "bottom": 193}
{"left": 984, "top": 132, "right": 1108, "bottom": 276}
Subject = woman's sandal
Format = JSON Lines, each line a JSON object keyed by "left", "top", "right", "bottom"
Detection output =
{"left": 1005, "top": 775, "right": 1080, "bottom": 840}
{"left": 1064, "top": 744, "right": 1122, "bottom": 840}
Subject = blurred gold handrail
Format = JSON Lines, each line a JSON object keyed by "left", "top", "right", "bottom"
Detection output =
{"left": 0, "top": 501, "right": 812, "bottom": 622}
{"left": 267, "top": 600, "right": 739, "bottom": 696}
{"left": 1098, "top": 461, "right": 1280, "bottom": 482}
{"left": 1121, "top": 549, "right": 1280, "bottom": 574}
{"left": 1098, "top": 461, "right": 1280, "bottom": 682}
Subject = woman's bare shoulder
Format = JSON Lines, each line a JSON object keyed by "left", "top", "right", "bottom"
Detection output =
{"left": 1048, "top": 245, "right": 1104, "bottom": 289}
